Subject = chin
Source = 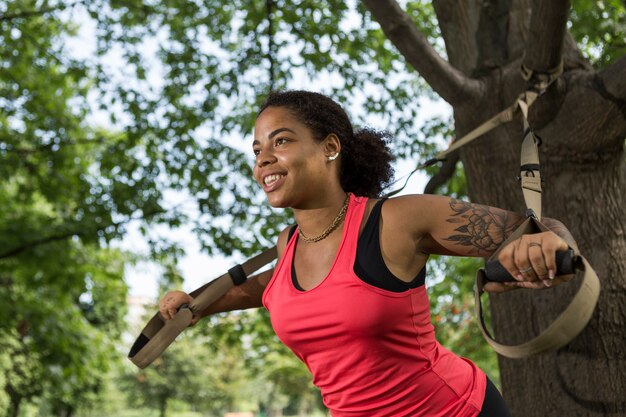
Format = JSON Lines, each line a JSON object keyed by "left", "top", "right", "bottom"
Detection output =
{"left": 265, "top": 192, "right": 291, "bottom": 209}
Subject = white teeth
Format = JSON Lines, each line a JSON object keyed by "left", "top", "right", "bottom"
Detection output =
{"left": 264, "top": 174, "right": 283, "bottom": 186}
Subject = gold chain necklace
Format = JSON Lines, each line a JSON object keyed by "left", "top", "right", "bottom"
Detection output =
{"left": 298, "top": 194, "right": 350, "bottom": 243}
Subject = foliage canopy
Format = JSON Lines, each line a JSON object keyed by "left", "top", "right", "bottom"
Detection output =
{"left": 1, "top": 0, "right": 623, "bottom": 415}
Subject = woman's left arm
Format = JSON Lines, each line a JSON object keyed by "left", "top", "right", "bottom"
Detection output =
{"left": 388, "top": 194, "right": 576, "bottom": 292}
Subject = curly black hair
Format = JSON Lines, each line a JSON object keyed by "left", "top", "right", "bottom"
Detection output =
{"left": 258, "top": 90, "right": 395, "bottom": 198}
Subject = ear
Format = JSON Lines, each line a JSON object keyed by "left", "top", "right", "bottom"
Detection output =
{"left": 322, "top": 133, "right": 341, "bottom": 159}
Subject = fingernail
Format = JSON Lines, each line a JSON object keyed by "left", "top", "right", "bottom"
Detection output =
{"left": 544, "top": 280, "right": 551, "bottom": 287}
{"left": 516, "top": 274, "right": 524, "bottom": 281}
{"left": 549, "top": 270, "right": 555, "bottom": 280}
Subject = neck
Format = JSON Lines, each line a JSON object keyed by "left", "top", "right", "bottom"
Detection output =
{"left": 292, "top": 190, "right": 349, "bottom": 239}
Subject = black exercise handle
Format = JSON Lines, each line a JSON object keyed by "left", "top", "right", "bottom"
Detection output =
{"left": 484, "top": 249, "right": 577, "bottom": 283}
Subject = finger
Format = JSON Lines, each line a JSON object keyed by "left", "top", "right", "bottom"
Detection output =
{"left": 514, "top": 238, "right": 538, "bottom": 281}
{"left": 528, "top": 241, "right": 549, "bottom": 280}
{"left": 159, "top": 304, "right": 171, "bottom": 320}
{"left": 540, "top": 236, "right": 568, "bottom": 280}
{"left": 168, "top": 307, "right": 177, "bottom": 318}
{"left": 540, "top": 243, "right": 557, "bottom": 280}
{"left": 483, "top": 282, "right": 517, "bottom": 293}
{"left": 514, "top": 274, "right": 575, "bottom": 290}
{"left": 514, "top": 280, "right": 547, "bottom": 290}
{"left": 159, "top": 294, "right": 175, "bottom": 319}
{"left": 497, "top": 242, "right": 520, "bottom": 282}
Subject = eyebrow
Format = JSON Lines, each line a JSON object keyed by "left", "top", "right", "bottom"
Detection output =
{"left": 252, "top": 127, "right": 296, "bottom": 146}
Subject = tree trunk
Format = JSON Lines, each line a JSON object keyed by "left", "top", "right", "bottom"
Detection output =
{"left": 439, "top": 2, "right": 626, "bottom": 416}
{"left": 364, "top": 0, "right": 626, "bottom": 415}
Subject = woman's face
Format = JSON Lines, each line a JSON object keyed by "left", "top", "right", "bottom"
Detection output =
{"left": 253, "top": 106, "right": 333, "bottom": 208}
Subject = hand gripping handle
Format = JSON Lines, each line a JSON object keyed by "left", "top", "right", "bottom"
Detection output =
{"left": 128, "top": 247, "right": 277, "bottom": 369}
{"left": 484, "top": 249, "right": 577, "bottom": 283}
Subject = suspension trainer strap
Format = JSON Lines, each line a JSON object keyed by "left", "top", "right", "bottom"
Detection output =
{"left": 474, "top": 216, "right": 600, "bottom": 358}
{"left": 391, "top": 59, "right": 565, "bottom": 198}
{"left": 128, "top": 246, "right": 277, "bottom": 369}
{"left": 471, "top": 63, "right": 600, "bottom": 357}
{"left": 384, "top": 101, "right": 519, "bottom": 198}
{"left": 518, "top": 98, "right": 543, "bottom": 219}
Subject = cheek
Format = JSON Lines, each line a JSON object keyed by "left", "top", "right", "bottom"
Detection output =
{"left": 306, "top": 157, "right": 330, "bottom": 178}
{"left": 252, "top": 164, "right": 261, "bottom": 183}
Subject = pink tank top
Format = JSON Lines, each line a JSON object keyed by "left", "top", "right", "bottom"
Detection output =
{"left": 263, "top": 195, "right": 486, "bottom": 417}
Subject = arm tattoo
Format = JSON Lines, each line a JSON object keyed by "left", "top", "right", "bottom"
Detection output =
{"left": 444, "top": 199, "right": 520, "bottom": 255}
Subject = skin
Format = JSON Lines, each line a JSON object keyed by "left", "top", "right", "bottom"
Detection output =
{"left": 159, "top": 106, "right": 574, "bottom": 323}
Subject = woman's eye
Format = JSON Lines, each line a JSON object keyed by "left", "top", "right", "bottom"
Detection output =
{"left": 253, "top": 149, "right": 260, "bottom": 156}
{"left": 275, "top": 137, "right": 288, "bottom": 146}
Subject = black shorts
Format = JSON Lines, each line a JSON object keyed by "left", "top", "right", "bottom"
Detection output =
{"left": 477, "top": 377, "right": 512, "bottom": 417}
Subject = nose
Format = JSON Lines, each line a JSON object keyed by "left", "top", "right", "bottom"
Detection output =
{"left": 256, "top": 148, "right": 276, "bottom": 168}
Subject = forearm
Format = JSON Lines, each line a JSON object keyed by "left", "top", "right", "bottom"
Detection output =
{"left": 197, "top": 270, "right": 271, "bottom": 317}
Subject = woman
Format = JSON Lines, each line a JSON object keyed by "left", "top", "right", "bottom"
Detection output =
{"left": 160, "top": 90, "right": 574, "bottom": 416}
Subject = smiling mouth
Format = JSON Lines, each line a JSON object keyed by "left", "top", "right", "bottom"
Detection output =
{"left": 263, "top": 174, "right": 284, "bottom": 186}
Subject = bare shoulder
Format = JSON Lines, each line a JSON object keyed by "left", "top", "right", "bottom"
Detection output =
{"left": 376, "top": 194, "right": 442, "bottom": 257}
{"left": 381, "top": 194, "right": 447, "bottom": 235}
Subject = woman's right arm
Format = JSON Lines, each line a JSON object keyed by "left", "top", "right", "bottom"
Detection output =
{"left": 196, "top": 268, "right": 274, "bottom": 317}
{"left": 158, "top": 225, "right": 292, "bottom": 324}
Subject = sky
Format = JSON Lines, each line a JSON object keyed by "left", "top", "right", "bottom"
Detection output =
{"left": 63, "top": 6, "right": 452, "bottom": 300}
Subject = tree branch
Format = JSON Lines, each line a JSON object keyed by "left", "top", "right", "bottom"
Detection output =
{"left": 431, "top": 0, "right": 479, "bottom": 75}
{"left": 361, "top": 0, "right": 484, "bottom": 105}
{"left": 474, "top": 0, "right": 511, "bottom": 73}
{"left": 266, "top": 0, "right": 275, "bottom": 91}
{"left": 599, "top": 55, "right": 626, "bottom": 103}
{"left": 0, "top": 207, "right": 168, "bottom": 260}
{"left": 423, "top": 152, "right": 459, "bottom": 194}
{"left": 1, "top": 137, "right": 110, "bottom": 156}
{"left": 0, "top": 0, "right": 85, "bottom": 23}
{"left": 0, "top": 231, "right": 86, "bottom": 260}
{"left": 521, "top": 1, "right": 574, "bottom": 129}
{"left": 522, "top": 0, "right": 570, "bottom": 74}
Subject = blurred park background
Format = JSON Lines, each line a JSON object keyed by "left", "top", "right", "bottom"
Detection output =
{"left": 1, "top": 1, "right": 624, "bottom": 416}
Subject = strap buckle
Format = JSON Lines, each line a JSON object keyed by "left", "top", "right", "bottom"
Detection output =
{"left": 525, "top": 208, "right": 538, "bottom": 220}
{"left": 520, "top": 60, "right": 563, "bottom": 95}
{"left": 517, "top": 164, "right": 545, "bottom": 187}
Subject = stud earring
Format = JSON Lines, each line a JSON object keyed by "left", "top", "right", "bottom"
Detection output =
{"left": 328, "top": 153, "right": 339, "bottom": 161}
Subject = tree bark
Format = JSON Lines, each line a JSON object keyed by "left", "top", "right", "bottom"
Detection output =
{"left": 365, "top": 1, "right": 626, "bottom": 415}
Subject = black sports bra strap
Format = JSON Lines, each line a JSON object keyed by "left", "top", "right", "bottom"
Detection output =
{"left": 361, "top": 198, "right": 387, "bottom": 236}
{"left": 288, "top": 225, "right": 297, "bottom": 241}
